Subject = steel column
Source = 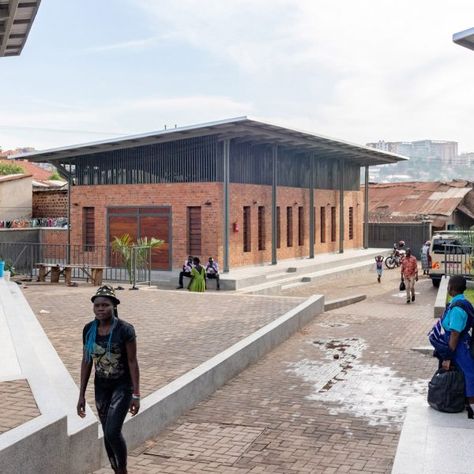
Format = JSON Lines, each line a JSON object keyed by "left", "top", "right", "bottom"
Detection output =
{"left": 67, "top": 167, "right": 71, "bottom": 264}
{"left": 309, "top": 154, "right": 315, "bottom": 259}
{"left": 339, "top": 159, "right": 344, "bottom": 254}
{"left": 364, "top": 165, "right": 369, "bottom": 249}
{"left": 271, "top": 145, "right": 278, "bottom": 265}
{"left": 223, "top": 139, "right": 230, "bottom": 273}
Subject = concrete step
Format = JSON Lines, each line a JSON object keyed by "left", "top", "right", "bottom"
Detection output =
{"left": 238, "top": 259, "right": 374, "bottom": 296}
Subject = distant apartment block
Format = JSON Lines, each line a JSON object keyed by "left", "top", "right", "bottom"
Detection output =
{"left": 366, "top": 140, "right": 458, "bottom": 164}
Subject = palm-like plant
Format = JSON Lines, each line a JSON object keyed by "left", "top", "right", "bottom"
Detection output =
{"left": 111, "top": 234, "right": 163, "bottom": 284}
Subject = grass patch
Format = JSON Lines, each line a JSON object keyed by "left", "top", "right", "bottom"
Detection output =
{"left": 447, "top": 288, "right": 474, "bottom": 304}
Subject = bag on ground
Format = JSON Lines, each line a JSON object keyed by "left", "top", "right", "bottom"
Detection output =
{"left": 399, "top": 280, "right": 406, "bottom": 291}
{"left": 427, "top": 368, "right": 465, "bottom": 413}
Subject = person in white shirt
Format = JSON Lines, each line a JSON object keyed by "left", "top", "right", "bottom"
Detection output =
{"left": 205, "top": 257, "right": 220, "bottom": 290}
{"left": 177, "top": 255, "right": 194, "bottom": 289}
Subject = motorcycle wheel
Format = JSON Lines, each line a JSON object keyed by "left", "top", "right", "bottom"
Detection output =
{"left": 385, "top": 256, "right": 397, "bottom": 269}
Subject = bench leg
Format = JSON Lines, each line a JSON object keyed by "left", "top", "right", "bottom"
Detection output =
{"left": 64, "top": 267, "right": 72, "bottom": 286}
{"left": 38, "top": 266, "right": 47, "bottom": 282}
{"left": 91, "top": 268, "right": 103, "bottom": 286}
{"left": 50, "top": 266, "right": 61, "bottom": 283}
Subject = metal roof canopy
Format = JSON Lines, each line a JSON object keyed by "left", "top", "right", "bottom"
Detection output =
{"left": 0, "top": 0, "right": 41, "bottom": 57}
{"left": 14, "top": 117, "right": 408, "bottom": 167}
{"left": 453, "top": 27, "right": 474, "bottom": 51}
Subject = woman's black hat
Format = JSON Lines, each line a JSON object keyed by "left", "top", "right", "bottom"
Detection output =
{"left": 91, "top": 285, "right": 120, "bottom": 305}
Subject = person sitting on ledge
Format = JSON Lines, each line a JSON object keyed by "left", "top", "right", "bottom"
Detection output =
{"left": 205, "top": 256, "right": 220, "bottom": 290}
{"left": 177, "top": 255, "right": 193, "bottom": 289}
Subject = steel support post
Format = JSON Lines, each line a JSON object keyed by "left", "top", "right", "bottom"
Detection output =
{"left": 223, "top": 139, "right": 230, "bottom": 273}
{"left": 364, "top": 165, "right": 369, "bottom": 249}
{"left": 309, "top": 154, "right": 315, "bottom": 259}
{"left": 271, "top": 145, "right": 278, "bottom": 265}
{"left": 339, "top": 159, "right": 345, "bottom": 254}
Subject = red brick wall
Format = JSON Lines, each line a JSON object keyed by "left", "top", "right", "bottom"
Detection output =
{"left": 33, "top": 190, "right": 68, "bottom": 218}
{"left": 70, "top": 183, "right": 363, "bottom": 270}
{"left": 225, "top": 185, "right": 362, "bottom": 267}
{"left": 70, "top": 183, "right": 222, "bottom": 269}
{"left": 39, "top": 228, "right": 68, "bottom": 245}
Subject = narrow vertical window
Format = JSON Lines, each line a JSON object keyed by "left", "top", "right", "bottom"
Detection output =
{"left": 331, "top": 206, "right": 336, "bottom": 242}
{"left": 277, "top": 206, "right": 281, "bottom": 249}
{"left": 298, "top": 206, "right": 304, "bottom": 246}
{"left": 187, "top": 206, "right": 202, "bottom": 255}
{"left": 349, "top": 207, "right": 354, "bottom": 240}
{"left": 320, "top": 207, "right": 326, "bottom": 243}
{"left": 319, "top": 206, "right": 326, "bottom": 244}
{"left": 243, "top": 206, "right": 251, "bottom": 252}
{"left": 258, "top": 206, "right": 265, "bottom": 251}
{"left": 287, "top": 207, "right": 293, "bottom": 247}
{"left": 83, "top": 207, "right": 95, "bottom": 251}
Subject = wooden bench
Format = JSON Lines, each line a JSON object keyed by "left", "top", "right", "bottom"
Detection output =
{"left": 35, "top": 263, "right": 106, "bottom": 286}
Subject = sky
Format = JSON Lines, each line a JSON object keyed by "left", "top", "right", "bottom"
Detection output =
{"left": 1, "top": 0, "right": 474, "bottom": 153}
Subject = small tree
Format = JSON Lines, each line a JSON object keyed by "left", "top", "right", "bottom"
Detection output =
{"left": 111, "top": 234, "right": 163, "bottom": 284}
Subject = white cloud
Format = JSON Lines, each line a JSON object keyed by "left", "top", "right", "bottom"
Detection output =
{"left": 0, "top": 95, "right": 252, "bottom": 150}
{"left": 134, "top": 0, "right": 474, "bottom": 151}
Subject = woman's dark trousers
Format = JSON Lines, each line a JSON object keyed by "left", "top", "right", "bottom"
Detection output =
{"left": 95, "top": 382, "right": 132, "bottom": 471}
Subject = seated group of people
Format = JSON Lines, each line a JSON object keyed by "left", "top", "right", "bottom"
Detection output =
{"left": 177, "top": 256, "right": 220, "bottom": 291}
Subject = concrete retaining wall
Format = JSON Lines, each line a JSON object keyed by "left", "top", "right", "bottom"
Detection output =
{"left": 121, "top": 294, "right": 324, "bottom": 451}
{"left": 0, "top": 279, "right": 324, "bottom": 473}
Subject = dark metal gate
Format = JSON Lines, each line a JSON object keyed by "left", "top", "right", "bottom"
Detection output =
{"left": 368, "top": 222, "right": 432, "bottom": 257}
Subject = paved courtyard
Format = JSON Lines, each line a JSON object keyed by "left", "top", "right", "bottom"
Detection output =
{"left": 22, "top": 285, "right": 305, "bottom": 412}
{"left": 92, "top": 269, "right": 438, "bottom": 473}
{"left": 0, "top": 379, "right": 39, "bottom": 435}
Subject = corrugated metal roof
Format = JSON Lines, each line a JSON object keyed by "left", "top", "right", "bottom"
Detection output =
{"left": 0, "top": 0, "right": 41, "bottom": 57}
{"left": 368, "top": 180, "right": 474, "bottom": 222}
{"left": 12, "top": 117, "right": 408, "bottom": 167}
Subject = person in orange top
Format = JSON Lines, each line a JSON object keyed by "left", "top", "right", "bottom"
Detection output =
{"left": 401, "top": 248, "right": 419, "bottom": 304}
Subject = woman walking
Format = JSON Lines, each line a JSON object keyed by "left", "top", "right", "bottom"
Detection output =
{"left": 77, "top": 285, "right": 140, "bottom": 474}
{"left": 421, "top": 240, "right": 431, "bottom": 275}
{"left": 188, "top": 256, "right": 206, "bottom": 292}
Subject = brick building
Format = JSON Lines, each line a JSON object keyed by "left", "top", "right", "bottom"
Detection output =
{"left": 18, "top": 118, "right": 404, "bottom": 271}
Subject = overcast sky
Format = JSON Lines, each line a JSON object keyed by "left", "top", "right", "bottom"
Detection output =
{"left": 1, "top": 0, "right": 474, "bottom": 153}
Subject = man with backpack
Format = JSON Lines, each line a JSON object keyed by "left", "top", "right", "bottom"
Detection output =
{"left": 428, "top": 275, "right": 474, "bottom": 416}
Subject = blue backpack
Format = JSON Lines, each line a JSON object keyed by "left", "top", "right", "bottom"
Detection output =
{"left": 428, "top": 298, "right": 474, "bottom": 360}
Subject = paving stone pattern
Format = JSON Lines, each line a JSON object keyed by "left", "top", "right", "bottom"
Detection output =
{"left": 0, "top": 379, "right": 40, "bottom": 435}
{"left": 94, "top": 270, "right": 439, "bottom": 473}
{"left": 22, "top": 285, "right": 304, "bottom": 411}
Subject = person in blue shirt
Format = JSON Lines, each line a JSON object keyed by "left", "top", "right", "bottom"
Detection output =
{"left": 441, "top": 275, "right": 474, "bottom": 410}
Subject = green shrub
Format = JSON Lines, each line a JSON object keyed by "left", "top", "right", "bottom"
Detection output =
{"left": 0, "top": 162, "right": 24, "bottom": 175}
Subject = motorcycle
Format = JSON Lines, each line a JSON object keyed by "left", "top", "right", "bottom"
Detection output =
{"left": 385, "top": 244, "right": 406, "bottom": 269}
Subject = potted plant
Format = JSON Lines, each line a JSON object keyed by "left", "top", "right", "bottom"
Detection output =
{"left": 111, "top": 234, "right": 163, "bottom": 286}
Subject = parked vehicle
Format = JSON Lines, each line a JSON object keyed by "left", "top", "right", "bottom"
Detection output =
{"left": 385, "top": 243, "right": 406, "bottom": 269}
{"left": 429, "top": 233, "right": 473, "bottom": 287}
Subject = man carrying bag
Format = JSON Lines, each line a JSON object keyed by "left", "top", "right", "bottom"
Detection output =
{"left": 428, "top": 275, "right": 474, "bottom": 417}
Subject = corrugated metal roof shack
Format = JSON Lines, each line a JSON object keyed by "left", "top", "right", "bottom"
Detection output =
{"left": 367, "top": 180, "right": 474, "bottom": 253}
{"left": 15, "top": 117, "right": 405, "bottom": 271}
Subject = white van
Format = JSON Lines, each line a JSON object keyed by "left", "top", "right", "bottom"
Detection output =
{"left": 429, "top": 233, "right": 472, "bottom": 287}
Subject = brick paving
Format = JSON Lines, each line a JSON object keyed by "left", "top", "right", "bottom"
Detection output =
{"left": 93, "top": 269, "right": 439, "bottom": 473}
{"left": 22, "top": 285, "right": 304, "bottom": 411}
{"left": 0, "top": 379, "right": 40, "bottom": 435}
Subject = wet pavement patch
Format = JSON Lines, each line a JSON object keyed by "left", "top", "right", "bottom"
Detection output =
{"left": 287, "top": 337, "right": 427, "bottom": 427}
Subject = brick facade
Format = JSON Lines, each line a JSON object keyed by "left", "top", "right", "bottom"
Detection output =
{"left": 70, "top": 183, "right": 362, "bottom": 270}
{"left": 33, "top": 189, "right": 68, "bottom": 218}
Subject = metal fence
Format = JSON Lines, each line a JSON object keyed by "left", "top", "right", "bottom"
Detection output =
{"left": 0, "top": 242, "right": 151, "bottom": 285}
{"left": 368, "top": 222, "right": 432, "bottom": 257}
{"left": 442, "top": 244, "right": 474, "bottom": 278}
